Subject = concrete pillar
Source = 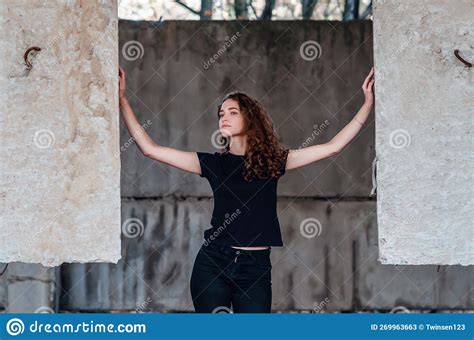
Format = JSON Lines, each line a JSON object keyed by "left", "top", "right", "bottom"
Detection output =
{"left": 373, "top": 0, "right": 473, "bottom": 265}
{"left": 0, "top": 1, "right": 121, "bottom": 266}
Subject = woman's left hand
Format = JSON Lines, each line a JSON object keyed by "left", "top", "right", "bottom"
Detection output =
{"left": 362, "top": 66, "right": 375, "bottom": 105}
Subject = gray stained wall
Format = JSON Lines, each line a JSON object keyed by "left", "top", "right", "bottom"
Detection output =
{"left": 1, "top": 19, "right": 472, "bottom": 312}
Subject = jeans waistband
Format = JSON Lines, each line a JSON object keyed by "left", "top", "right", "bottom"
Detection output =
{"left": 203, "top": 242, "right": 271, "bottom": 257}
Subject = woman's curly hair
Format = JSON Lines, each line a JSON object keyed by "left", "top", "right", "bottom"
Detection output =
{"left": 216, "top": 91, "right": 289, "bottom": 182}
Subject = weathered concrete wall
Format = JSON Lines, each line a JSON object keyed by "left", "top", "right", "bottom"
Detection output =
{"left": 0, "top": 1, "right": 121, "bottom": 266}
{"left": 2, "top": 264, "right": 58, "bottom": 313}
{"left": 117, "top": 21, "right": 375, "bottom": 198}
{"left": 54, "top": 19, "right": 473, "bottom": 312}
{"left": 373, "top": 1, "right": 473, "bottom": 265}
{"left": 57, "top": 199, "right": 472, "bottom": 312}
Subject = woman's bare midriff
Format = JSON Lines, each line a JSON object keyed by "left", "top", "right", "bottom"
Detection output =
{"left": 231, "top": 246, "right": 270, "bottom": 250}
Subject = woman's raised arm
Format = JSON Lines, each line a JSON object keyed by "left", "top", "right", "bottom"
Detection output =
{"left": 119, "top": 66, "right": 202, "bottom": 175}
{"left": 286, "top": 67, "right": 375, "bottom": 171}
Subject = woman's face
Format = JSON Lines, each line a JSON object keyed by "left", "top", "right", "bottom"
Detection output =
{"left": 219, "top": 98, "right": 245, "bottom": 136}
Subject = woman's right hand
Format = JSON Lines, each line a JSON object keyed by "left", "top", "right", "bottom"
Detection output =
{"left": 362, "top": 66, "right": 374, "bottom": 106}
{"left": 119, "top": 65, "right": 126, "bottom": 100}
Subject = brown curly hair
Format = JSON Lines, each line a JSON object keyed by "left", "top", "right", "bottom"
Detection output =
{"left": 216, "top": 91, "right": 289, "bottom": 182}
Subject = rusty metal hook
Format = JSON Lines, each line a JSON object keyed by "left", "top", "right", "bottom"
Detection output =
{"left": 23, "top": 46, "right": 42, "bottom": 70}
{"left": 454, "top": 49, "right": 472, "bottom": 67}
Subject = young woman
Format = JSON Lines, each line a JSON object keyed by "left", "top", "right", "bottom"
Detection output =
{"left": 119, "top": 66, "right": 375, "bottom": 313}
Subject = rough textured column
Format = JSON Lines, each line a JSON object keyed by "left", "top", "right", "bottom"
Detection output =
{"left": 0, "top": 0, "right": 121, "bottom": 266}
{"left": 373, "top": 0, "right": 473, "bottom": 265}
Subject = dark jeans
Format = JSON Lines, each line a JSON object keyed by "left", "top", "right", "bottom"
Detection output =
{"left": 190, "top": 241, "right": 272, "bottom": 313}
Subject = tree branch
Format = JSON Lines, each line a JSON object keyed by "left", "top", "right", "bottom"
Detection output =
{"left": 360, "top": 0, "right": 372, "bottom": 19}
{"left": 175, "top": 0, "right": 200, "bottom": 15}
{"left": 260, "top": 0, "right": 275, "bottom": 20}
{"left": 302, "top": 0, "right": 319, "bottom": 20}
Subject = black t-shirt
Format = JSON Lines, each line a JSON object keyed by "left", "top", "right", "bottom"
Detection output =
{"left": 197, "top": 151, "right": 288, "bottom": 247}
